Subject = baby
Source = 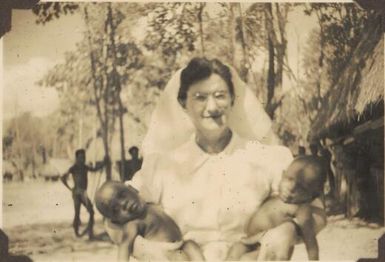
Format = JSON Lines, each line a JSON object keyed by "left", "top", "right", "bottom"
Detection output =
{"left": 226, "top": 155, "right": 326, "bottom": 260}
{"left": 95, "top": 181, "right": 205, "bottom": 261}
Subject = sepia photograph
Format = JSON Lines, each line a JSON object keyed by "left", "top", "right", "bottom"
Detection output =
{"left": 1, "top": 1, "right": 384, "bottom": 261}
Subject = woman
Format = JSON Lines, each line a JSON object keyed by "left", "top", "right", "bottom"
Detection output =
{"left": 106, "top": 57, "right": 326, "bottom": 260}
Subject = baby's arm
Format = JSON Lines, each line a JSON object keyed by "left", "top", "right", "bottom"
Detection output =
{"left": 118, "top": 223, "right": 139, "bottom": 261}
{"left": 296, "top": 205, "right": 319, "bottom": 260}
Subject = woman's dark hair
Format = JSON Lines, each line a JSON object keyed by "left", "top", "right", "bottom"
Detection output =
{"left": 178, "top": 57, "right": 235, "bottom": 107}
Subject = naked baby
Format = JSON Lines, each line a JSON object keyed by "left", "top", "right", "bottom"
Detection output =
{"left": 95, "top": 181, "right": 205, "bottom": 261}
{"left": 226, "top": 155, "right": 326, "bottom": 261}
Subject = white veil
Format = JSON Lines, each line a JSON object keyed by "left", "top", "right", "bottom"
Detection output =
{"left": 141, "top": 65, "right": 279, "bottom": 156}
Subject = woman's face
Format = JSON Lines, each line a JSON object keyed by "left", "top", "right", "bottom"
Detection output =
{"left": 184, "top": 74, "right": 233, "bottom": 136}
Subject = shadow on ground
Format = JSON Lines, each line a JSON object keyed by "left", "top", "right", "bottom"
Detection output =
{"left": 327, "top": 215, "right": 383, "bottom": 230}
{"left": 4, "top": 219, "right": 114, "bottom": 258}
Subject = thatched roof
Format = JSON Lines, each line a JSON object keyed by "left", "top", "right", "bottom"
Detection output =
{"left": 355, "top": 37, "right": 384, "bottom": 114}
{"left": 309, "top": 13, "right": 384, "bottom": 140}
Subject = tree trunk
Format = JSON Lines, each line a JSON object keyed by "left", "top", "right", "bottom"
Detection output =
{"left": 237, "top": 3, "right": 250, "bottom": 82}
{"left": 102, "top": 122, "right": 112, "bottom": 180}
{"left": 315, "top": 10, "right": 324, "bottom": 111}
{"left": 78, "top": 109, "right": 83, "bottom": 149}
{"left": 106, "top": 4, "right": 126, "bottom": 180}
{"left": 117, "top": 99, "right": 126, "bottom": 181}
{"left": 274, "top": 3, "right": 287, "bottom": 91}
{"left": 264, "top": 3, "right": 289, "bottom": 120}
{"left": 228, "top": 3, "right": 237, "bottom": 67}
{"left": 265, "top": 3, "right": 275, "bottom": 119}
{"left": 83, "top": 6, "right": 112, "bottom": 180}
{"left": 197, "top": 3, "right": 205, "bottom": 56}
{"left": 266, "top": 39, "right": 275, "bottom": 119}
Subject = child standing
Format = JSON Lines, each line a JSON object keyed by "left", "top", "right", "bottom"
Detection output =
{"left": 61, "top": 149, "right": 106, "bottom": 239}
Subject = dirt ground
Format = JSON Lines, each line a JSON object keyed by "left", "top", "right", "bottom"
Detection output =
{"left": 2, "top": 181, "right": 384, "bottom": 261}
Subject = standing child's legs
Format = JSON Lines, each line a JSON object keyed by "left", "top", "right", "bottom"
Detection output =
{"left": 79, "top": 191, "right": 95, "bottom": 239}
{"left": 72, "top": 193, "right": 82, "bottom": 237}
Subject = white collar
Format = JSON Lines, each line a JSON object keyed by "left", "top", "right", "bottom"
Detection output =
{"left": 190, "top": 131, "right": 241, "bottom": 158}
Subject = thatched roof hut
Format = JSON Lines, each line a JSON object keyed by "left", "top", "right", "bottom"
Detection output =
{"left": 308, "top": 8, "right": 384, "bottom": 222}
{"left": 309, "top": 13, "right": 384, "bottom": 141}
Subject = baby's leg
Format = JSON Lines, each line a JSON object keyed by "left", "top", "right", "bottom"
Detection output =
{"left": 182, "top": 240, "right": 205, "bottom": 261}
{"left": 226, "top": 241, "right": 252, "bottom": 261}
{"left": 257, "top": 222, "right": 297, "bottom": 260}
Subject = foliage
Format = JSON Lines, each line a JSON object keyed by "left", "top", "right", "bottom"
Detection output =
{"left": 3, "top": 113, "right": 50, "bottom": 179}
{"left": 28, "top": 2, "right": 370, "bottom": 155}
{"left": 32, "top": 2, "right": 79, "bottom": 24}
{"left": 30, "top": 2, "right": 293, "bottom": 154}
{"left": 278, "top": 3, "right": 369, "bottom": 146}
{"left": 35, "top": 3, "right": 150, "bottom": 177}
{"left": 304, "top": 3, "right": 368, "bottom": 86}
{"left": 144, "top": 3, "right": 200, "bottom": 70}
{"left": 238, "top": 3, "right": 294, "bottom": 119}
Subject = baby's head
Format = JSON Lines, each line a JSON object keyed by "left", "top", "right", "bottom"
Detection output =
{"left": 279, "top": 156, "right": 325, "bottom": 204}
{"left": 95, "top": 181, "right": 147, "bottom": 224}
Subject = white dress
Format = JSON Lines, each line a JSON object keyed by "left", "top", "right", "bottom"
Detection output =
{"left": 130, "top": 132, "right": 293, "bottom": 260}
